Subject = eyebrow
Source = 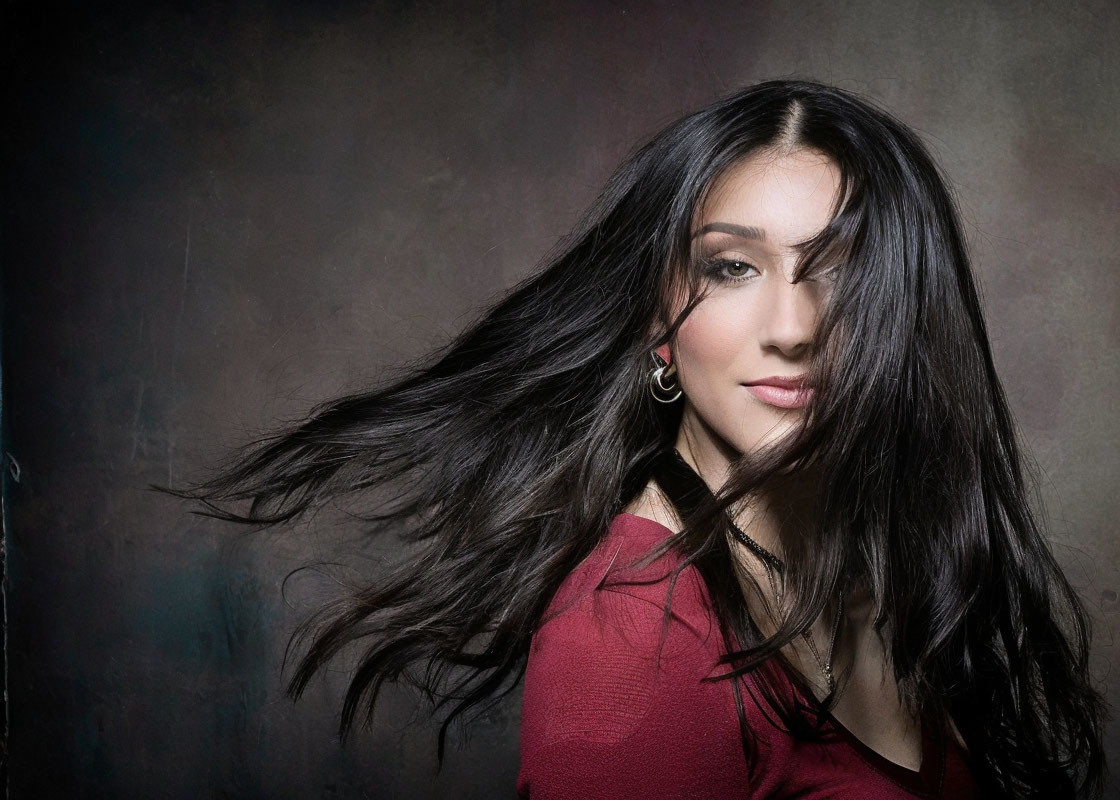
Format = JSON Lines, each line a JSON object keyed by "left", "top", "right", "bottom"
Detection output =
{"left": 691, "top": 222, "right": 767, "bottom": 241}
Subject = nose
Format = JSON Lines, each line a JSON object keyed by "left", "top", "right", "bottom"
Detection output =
{"left": 757, "top": 275, "right": 818, "bottom": 359}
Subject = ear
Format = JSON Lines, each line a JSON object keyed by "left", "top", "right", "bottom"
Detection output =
{"left": 654, "top": 343, "right": 672, "bottom": 365}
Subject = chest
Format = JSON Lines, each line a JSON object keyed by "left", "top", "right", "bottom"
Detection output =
{"left": 748, "top": 580, "right": 927, "bottom": 774}
{"left": 829, "top": 622, "right": 924, "bottom": 772}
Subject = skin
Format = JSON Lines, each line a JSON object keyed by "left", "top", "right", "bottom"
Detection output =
{"left": 626, "top": 146, "right": 926, "bottom": 772}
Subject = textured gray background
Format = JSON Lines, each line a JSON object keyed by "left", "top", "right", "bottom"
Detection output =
{"left": 4, "top": 1, "right": 1118, "bottom": 796}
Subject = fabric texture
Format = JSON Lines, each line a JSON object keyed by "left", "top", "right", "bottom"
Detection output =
{"left": 516, "top": 512, "right": 980, "bottom": 799}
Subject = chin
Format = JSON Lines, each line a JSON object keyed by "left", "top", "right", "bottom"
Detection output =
{"left": 739, "top": 423, "right": 799, "bottom": 456}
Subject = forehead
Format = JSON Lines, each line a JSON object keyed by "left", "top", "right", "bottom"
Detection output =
{"left": 696, "top": 147, "right": 841, "bottom": 248}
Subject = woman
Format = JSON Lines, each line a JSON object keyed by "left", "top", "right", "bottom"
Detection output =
{"left": 170, "top": 80, "right": 1106, "bottom": 797}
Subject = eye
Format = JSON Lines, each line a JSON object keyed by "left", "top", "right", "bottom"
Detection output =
{"left": 704, "top": 257, "right": 759, "bottom": 284}
{"left": 803, "top": 264, "right": 841, "bottom": 284}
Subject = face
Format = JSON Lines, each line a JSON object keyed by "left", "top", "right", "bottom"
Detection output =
{"left": 661, "top": 147, "right": 841, "bottom": 475}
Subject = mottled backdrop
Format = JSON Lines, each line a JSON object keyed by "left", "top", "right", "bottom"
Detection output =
{"left": 4, "top": 1, "right": 1118, "bottom": 797}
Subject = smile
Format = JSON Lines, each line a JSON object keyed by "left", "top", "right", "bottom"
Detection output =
{"left": 742, "top": 376, "right": 813, "bottom": 410}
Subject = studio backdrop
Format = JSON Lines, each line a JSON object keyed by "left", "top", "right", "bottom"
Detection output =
{"left": 4, "top": 1, "right": 1118, "bottom": 796}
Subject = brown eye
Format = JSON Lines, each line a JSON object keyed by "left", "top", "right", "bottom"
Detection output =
{"left": 704, "top": 257, "right": 759, "bottom": 283}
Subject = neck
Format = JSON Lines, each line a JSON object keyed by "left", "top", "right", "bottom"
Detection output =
{"left": 671, "top": 419, "right": 842, "bottom": 694}
{"left": 673, "top": 417, "right": 822, "bottom": 568}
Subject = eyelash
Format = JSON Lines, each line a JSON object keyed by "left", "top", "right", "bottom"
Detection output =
{"left": 702, "top": 257, "right": 760, "bottom": 284}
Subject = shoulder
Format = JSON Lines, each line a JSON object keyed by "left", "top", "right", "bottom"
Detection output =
{"left": 535, "top": 512, "right": 714, "bottom": 643}
{"left": 515, "top": 513, "right": 808, "bottom": 797}
{"left": 523, "top": 512, "right": 724, "bottom": 726}
{"left": 517, "top": 514, "right": 750, "bottom": 797}
{"left": 621, "top": 477, "right": 684, "bottom": 534}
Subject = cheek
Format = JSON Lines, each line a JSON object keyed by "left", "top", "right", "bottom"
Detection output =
{"left": 675, "top": 299, "right": 754, "bottom": 382}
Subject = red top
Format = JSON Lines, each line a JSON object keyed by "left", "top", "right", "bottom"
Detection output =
{"left": 517, "top": 513, "right": 980, "bottom": 799}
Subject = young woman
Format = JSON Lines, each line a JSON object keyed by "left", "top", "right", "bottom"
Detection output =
{"left": 171, "top": 80, "right": 1107, "bottom": 797}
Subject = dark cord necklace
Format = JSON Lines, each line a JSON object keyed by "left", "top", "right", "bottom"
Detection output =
{"left": 728, "top": 517, "right": 785, "bottom": 575}
{"left": 653, "top": 447, "right": 844, "bottom": 695}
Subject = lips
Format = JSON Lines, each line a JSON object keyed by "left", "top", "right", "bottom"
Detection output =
{"left": 742, "top": 375, "right": 813, "bottom": 409}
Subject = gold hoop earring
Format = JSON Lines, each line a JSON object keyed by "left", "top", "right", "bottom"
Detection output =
{"left": 648, "top": 351, "right": 682, "bottom": 403}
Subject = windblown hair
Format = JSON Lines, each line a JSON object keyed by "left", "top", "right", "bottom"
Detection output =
{"left": 163, "top": 80, "right": 1106, "bottom": 797}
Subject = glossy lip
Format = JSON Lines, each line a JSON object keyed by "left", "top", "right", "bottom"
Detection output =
{"left": 743, "top": 375, "right": 813, "bottom": 410}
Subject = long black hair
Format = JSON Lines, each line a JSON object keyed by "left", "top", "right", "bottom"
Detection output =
{"left": 161, "top": 80, "right": 1106, "bottom": 797}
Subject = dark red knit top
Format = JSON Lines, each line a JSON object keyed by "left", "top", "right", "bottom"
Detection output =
{"left": 517, "top": 513, "right": 980, "bottom": 799}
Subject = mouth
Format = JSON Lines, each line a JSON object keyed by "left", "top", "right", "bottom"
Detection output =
{"left": 742, "top": 375, "right": 813, "bottom": 410}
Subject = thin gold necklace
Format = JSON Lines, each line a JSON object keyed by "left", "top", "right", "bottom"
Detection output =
{"left": 657, "top": 448, "right": 845, "bottom": 695}
{"left": 728, "top": 519, "right": 844, "bottom": 696}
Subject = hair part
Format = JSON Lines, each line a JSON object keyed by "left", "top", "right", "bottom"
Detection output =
{"left": 775, "top": 96, "right": 806, "bottom": 151}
